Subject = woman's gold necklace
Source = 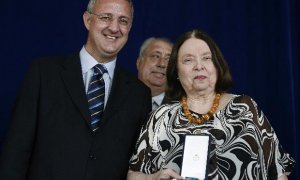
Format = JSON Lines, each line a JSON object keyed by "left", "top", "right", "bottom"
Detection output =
{"left": 181, "top": 93, "right": 221, "bottom": 124}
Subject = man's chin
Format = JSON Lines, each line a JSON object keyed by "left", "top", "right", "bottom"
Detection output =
{"left": 150, "top": 81, "right": 165, "bottom": 87}
{"left": 102, "top": 49, "right": 119, "bottom": 58}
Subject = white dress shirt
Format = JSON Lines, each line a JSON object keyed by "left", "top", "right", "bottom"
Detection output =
{"left": 152, "top": 92, "right": 165, "bottom": 111}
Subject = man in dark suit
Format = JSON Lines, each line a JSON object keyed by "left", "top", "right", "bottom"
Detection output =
{"left": 136, "top": 37, "right": 173, "bottom": 110}
{"left": 0, "top": 0, "right": 151, "bottom": 179}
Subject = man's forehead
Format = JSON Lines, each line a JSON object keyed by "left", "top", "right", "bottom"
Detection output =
{"left": 95, "top": 0, "right": 132, "bottom": 15}
{"left": 151, "top": 40, "right": 171, "bottom": 47}
{"left": 148, "top": 43, "right": 172, "bottom": 53}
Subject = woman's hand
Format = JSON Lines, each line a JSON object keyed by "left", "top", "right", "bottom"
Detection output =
{"left": 151, "top": 168, "right": 183, "bottom": 180}
{"left": 127, "top": 169, "right": 183, "bottom": 180}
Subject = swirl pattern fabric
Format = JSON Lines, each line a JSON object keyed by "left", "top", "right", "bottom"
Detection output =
{"left": 129, "top": 95, "right": 295, "bottom": 179}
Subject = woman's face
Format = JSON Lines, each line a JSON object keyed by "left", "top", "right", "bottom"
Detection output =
{"left": 177, "top": 38, "right": 217, "bottom": 96}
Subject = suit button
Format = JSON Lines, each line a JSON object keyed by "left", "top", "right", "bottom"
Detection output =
{"left": 88, "top": 155, "right": 97, "bottom": 160}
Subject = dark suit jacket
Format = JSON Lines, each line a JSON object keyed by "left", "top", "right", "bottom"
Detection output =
{"left": 0, "top": 53, "right": 152, "bottom": 180}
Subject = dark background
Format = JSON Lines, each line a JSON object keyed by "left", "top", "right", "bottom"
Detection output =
{"left": 1, "top": 0, "right": 299, "bottom": 179}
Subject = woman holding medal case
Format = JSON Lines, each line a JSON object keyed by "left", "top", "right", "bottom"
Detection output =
{"left": 127, "top": 29, "right": 295, "bottom": 180}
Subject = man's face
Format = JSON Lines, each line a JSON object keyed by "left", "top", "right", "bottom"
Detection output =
{"left": 137, "top": 40, "right": 173, "bottom": 92}
{"left": 83, "top": 0, "right": 133, "bottom": 62}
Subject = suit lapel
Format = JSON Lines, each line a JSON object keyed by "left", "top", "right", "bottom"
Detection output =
{"left": 60, "top": 54, "right": 91, "bottom": 124}
{"left": 161, "top": 95, "right": 168, "bottom": 105}
{"left": 102, "top": 67, "right": 129, "bottom": 122}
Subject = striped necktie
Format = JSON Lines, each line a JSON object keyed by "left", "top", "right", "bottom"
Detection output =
{"left": 87, "top": 64, "right": 107, "bottom": 131}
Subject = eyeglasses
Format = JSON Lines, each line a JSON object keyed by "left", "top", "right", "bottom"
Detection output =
{"left": 87, "top": 11, "right": 131, "bottom": 27}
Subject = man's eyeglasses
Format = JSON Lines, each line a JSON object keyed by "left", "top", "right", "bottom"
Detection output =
{"left": 87, "top": 11, "right": 131, "bottom": 27}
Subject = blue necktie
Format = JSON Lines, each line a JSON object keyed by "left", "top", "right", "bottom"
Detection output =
{"left": 87, "top": 64, "right": 107, "bottom": 131}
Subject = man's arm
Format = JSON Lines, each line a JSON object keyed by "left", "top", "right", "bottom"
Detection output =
{"left": 0, "top": 61, "right": 40, "bottom": 179}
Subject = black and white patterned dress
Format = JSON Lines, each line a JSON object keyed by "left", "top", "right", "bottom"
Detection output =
{"left": 129, "top": 95, "right": 295, "bottom": 179}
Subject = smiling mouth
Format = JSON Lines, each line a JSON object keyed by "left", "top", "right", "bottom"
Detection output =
{"left": 154, "top": 71, "right": 165, "bottom": 75}
{"left": 152, "top": 72, "right": 166, "bottom": 78}
{"left": 106, "top": 35, "right": 117, "bottom": 40}
{"left": 195, "top": 75, "right": 206, "bottom": 80}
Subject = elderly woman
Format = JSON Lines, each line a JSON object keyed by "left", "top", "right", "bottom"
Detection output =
{"left": 127, "top": 29, "right": 295, "bottom": 180}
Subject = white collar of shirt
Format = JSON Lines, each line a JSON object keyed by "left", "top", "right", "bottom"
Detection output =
{"left": 152, "top": 92, "right": 165, "bottom": 107}
{"left": 79, "top": 46, "right": 116, "bottom": 107}
{"left": 80, "top": 46, "right": 116, "bottom": 81}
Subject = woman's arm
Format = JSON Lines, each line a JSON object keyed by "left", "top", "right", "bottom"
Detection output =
{"left": 278, "top": 174, "right": 288, "bottom": 180}
{"left": 127, "top": 170, "right": 149, "bottom": 180}
{"left": 127, "top": 169, "right": 182, "bottom": 180}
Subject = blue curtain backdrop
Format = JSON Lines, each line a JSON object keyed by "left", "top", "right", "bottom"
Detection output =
{"left": 0, "top": 0, "right": 299, "bottom": 178}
